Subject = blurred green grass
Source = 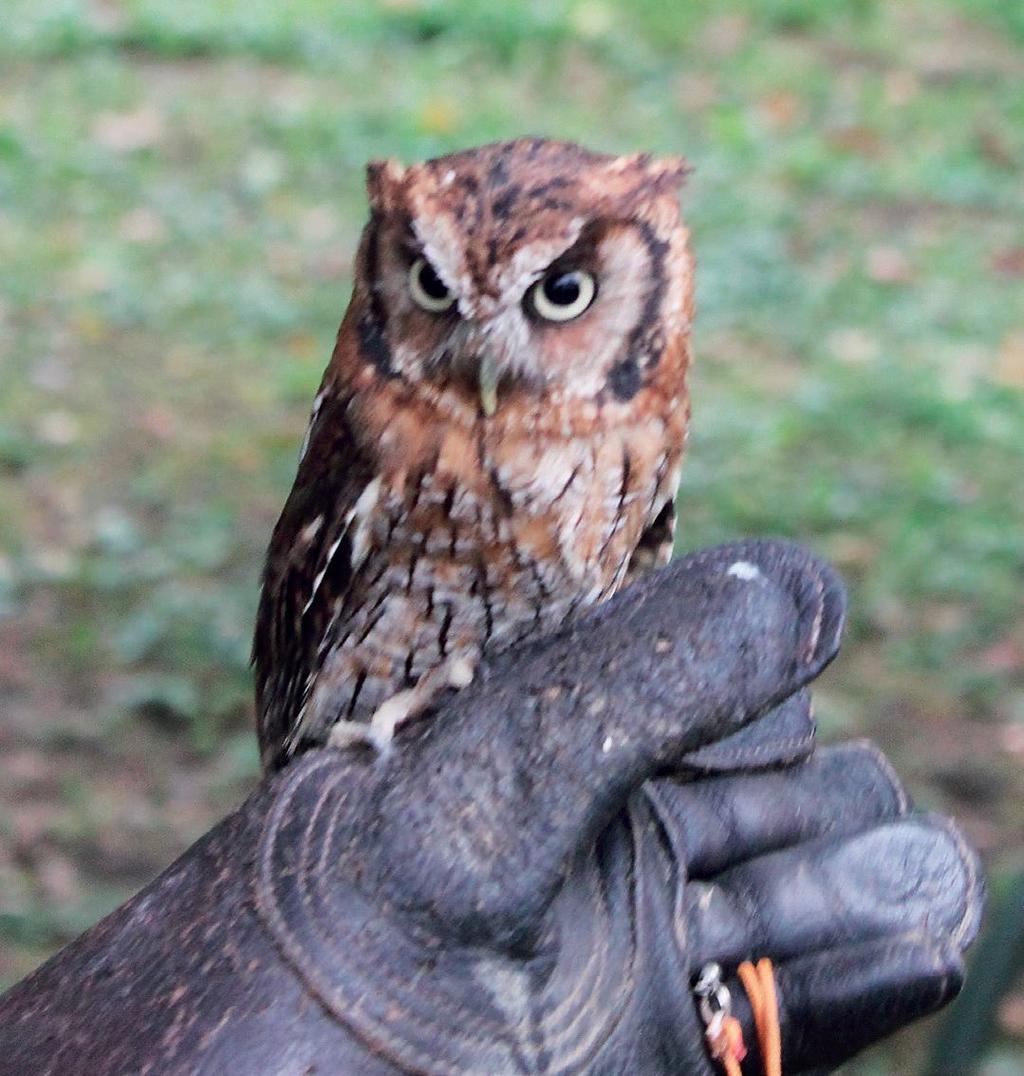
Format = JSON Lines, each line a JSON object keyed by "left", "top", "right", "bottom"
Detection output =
{"left": 1, "top": 0, "right": 1022, "bottom": 1068}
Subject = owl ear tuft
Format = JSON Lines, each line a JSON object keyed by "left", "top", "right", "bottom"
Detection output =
{"left": 366, "top": 159, "right": 407, "bottom": 213}
{"left": 642, "top": 155, "right": 692, "bottom": 194}
{"left": 600, "top": 151, "right": 691, "bottom": 201}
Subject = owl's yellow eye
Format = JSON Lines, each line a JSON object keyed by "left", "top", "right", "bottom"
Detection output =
{"left": 409, "top": 257, "right": 455, "bottom": 312}
{"left": 529, "top": 269, "right": 596, "bottom": 323}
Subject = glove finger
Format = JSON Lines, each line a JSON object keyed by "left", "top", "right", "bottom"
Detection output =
{"left": 687, "top": 812, "right": 984, "bottom": 971}
{"left": 725, "top": 934, "right": 966, "bottom": 1074}
{"left": 646, "top": 740, "right": 909, "bottom": 878}
{"left": 676, "top": 689, "right": 817, "bottom": 776}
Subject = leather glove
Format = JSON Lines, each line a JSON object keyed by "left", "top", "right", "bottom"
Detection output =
{"left": 0, "top": 541, "right": 983, "bottom": 1075}
{"left": 647, "top": 741, "right": 983, "bottom": 1073}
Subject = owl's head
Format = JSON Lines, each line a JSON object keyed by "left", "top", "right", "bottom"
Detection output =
{"left": 346, "top": 138, "right": 693, "bottom": 417}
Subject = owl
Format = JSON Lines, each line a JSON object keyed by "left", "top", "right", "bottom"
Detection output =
{"left": 253, "top": 138, "right": 694, "bottom": 771}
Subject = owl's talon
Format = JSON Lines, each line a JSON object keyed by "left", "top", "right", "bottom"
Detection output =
{"left": 366, "top": 690, "right": 417, "bottom": 752}
{"left": 446, "top": 656, "right": 475, "bottom": 689}
{"left": 327, "top": 720, "right": 380, "bottom": 752}
{"left": 326, "top": 690, "right": 419, "bottom": 755}
{"left": 326, "top": 657, "right": 478, "bottom": 756}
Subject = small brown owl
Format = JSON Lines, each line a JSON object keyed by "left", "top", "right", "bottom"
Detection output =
{"left": 253, "top": 138, "right": 694, "bottom": 770}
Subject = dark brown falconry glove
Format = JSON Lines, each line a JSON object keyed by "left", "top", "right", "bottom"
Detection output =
{"left": 0, "top": 541, "right": 983, "bottom": 1075}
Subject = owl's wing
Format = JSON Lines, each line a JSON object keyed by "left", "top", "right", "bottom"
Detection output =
{"left": 252, "top": 389, "right": 376, "bottom": 770}
{"left": 623, "top": 497, "right": 676, "bottom": 584}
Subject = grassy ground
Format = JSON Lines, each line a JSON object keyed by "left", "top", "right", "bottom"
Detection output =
{"left": 1, "top": 0, "right": 1022, "bottom": 1069}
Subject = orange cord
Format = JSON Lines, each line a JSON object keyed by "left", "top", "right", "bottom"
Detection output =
{"left": 737, "top": 958, "right": 782, "bottom": 1076}
{"left": 706, "top": 958, "right": 782, "bottom": 1076}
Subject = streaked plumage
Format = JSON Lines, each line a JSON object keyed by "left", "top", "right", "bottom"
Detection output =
{"left": 253, "top": 138, "right": 694, "bottom": 770}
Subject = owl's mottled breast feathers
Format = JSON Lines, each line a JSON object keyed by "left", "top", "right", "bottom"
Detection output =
{"left": 254, "top": 138, "right": 694, "bottom": 769}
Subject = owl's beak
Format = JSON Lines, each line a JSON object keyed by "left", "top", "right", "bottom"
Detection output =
{"left": 478, "top": 355, "right": 500, "bottom": 417}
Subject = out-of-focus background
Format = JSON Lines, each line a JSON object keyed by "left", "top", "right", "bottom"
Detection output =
{"left": 0, "top": 0, "right": 1021, "bottom": 1069}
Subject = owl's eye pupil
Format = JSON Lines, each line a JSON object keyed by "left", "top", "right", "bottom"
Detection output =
{"left": 409, "top": 256, "right": 455, "bottom": 312}
{"left": 419, "top": 262, "right": 448, "bottom": 300}
{"left": 529, "top": 268, "right": 597, "bottom": 323}
{"left": 543, "top": 273, "right": 581, "bottom": 307}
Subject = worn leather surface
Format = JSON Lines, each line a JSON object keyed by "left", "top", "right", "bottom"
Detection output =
{"left": 0, "top": 541, "right": 984, "bottom": 1075}
{"left": 679, "top": 689, "right": 815, "bottom": 775}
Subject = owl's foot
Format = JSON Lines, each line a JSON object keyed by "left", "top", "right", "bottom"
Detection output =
{"left": 327, "top": 656, "right": 477, "bottom": 755}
